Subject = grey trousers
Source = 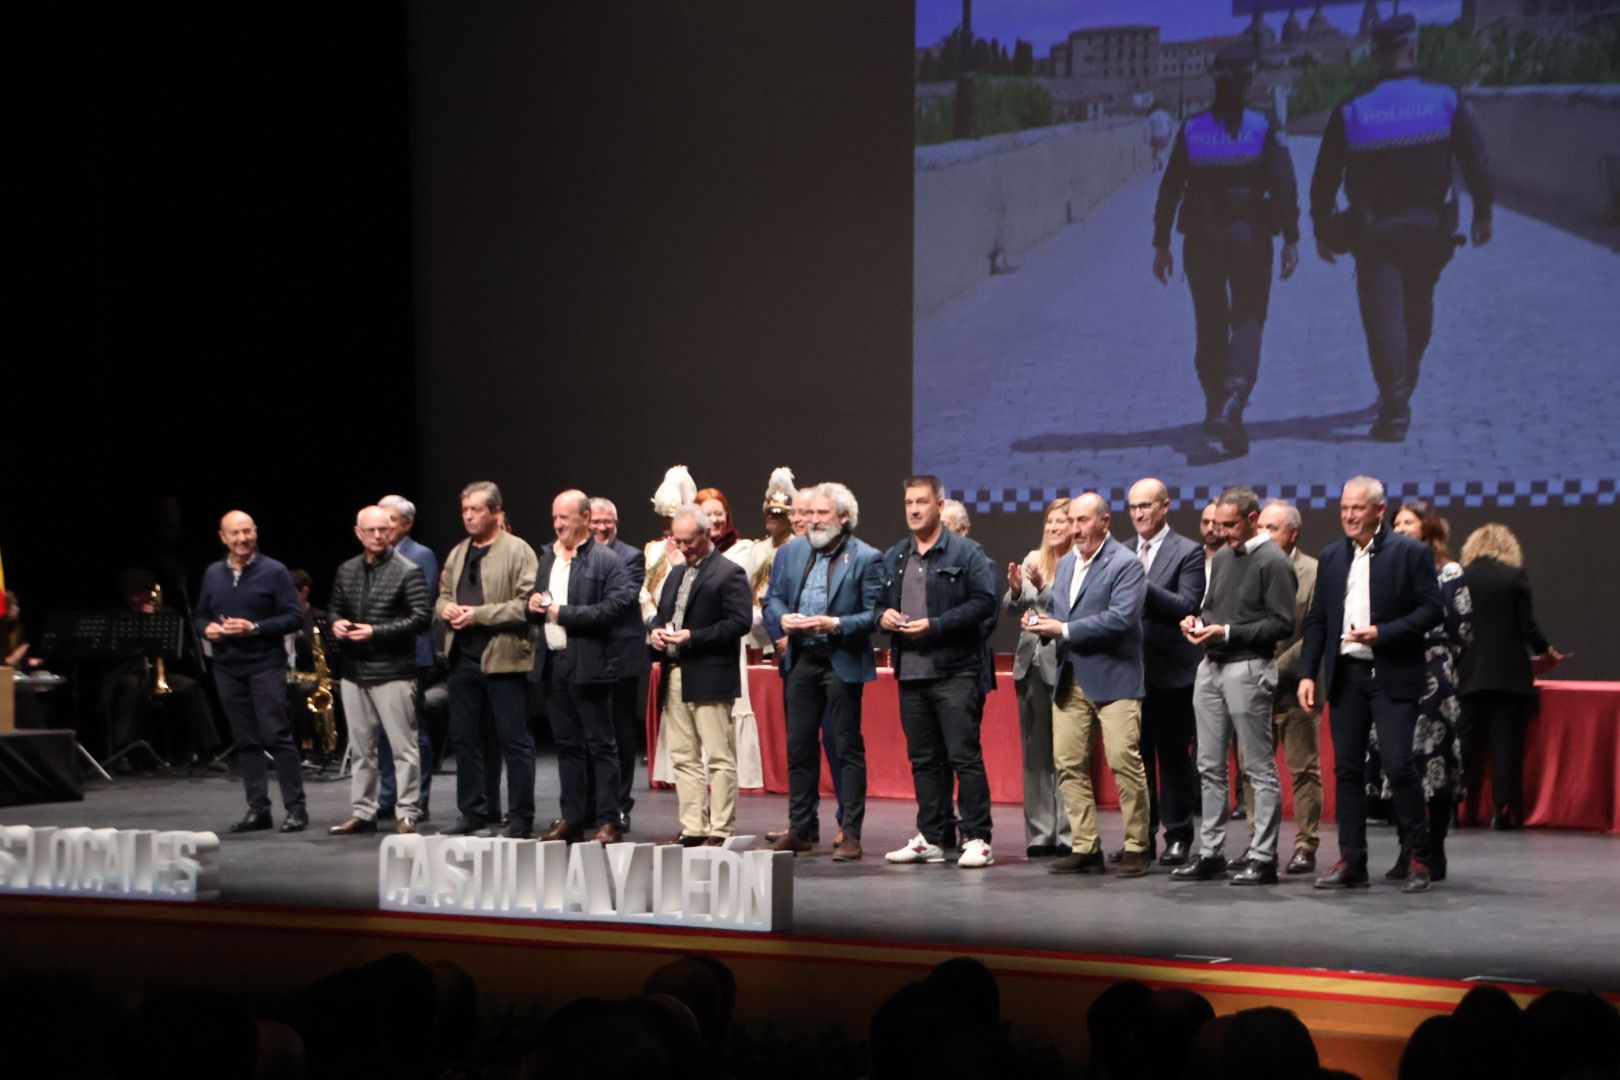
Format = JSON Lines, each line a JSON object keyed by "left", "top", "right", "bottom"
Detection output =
{"left": 342, "top": 679, "right": 421, "bottom": 822}
{"left": 1015, "top": 673, "right": 1071, "bottom": 850}
{"left": 1193, "top": 657, "right": 1280, "bottom": 862}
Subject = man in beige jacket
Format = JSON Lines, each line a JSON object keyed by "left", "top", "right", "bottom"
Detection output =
{"left": 437, "top": 481, "right": 539, "bottom": 837}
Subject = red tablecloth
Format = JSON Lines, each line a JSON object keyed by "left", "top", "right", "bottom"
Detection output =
{"left": 647, "top": 669, "right": 1620, "bottom": 834}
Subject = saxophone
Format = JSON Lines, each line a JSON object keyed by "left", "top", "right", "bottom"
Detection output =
{"left": 307, "top": 623, "right": 338, "bottom": 753}
{"left": 149, "top": 584, "right": 174, "bottom": 697}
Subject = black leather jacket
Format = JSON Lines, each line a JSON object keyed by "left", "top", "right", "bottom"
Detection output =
{"left": 328, "top": 548, "right": 432, "bottom": 684}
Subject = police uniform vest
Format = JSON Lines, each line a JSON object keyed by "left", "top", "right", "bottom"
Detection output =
{"left": 1176, "top": 109, "right": 1279, "bottom": 238}
{"left": 1339, "top": 76, "right": 1461, "bottom": 227}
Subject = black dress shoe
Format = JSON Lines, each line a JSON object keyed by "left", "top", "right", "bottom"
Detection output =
{"left": 1159, "top": 840, "right": 1191, "bottom": 866}
{"left": 1285, "top": 849, "right": 1316, "bottom": 875}
{"left": 230, "top": 811, "right": 273, "bottom": 833}
{"left": 1025, "top": 844, "right": 1056, "bottom": 858}
{"left": 1231, "top": 860, "right": 1279, "bottom": 885}
{"left": 327, "top": 817, "right": 377, "bottom": 836}
{"left": 1313, "top": 860, "right": 1370, "bottom": 890}
{"left": 280, "top": 808, "right": 309, "bottom": 833}
{"left": 445, "top": 816, "right": 492, "bottom": 836}
{"left": 1229, "top": 804, "right": 1247, "bottom": 821}
{"left": 1170, "top": 854, "right": 1228, "bottom": 881}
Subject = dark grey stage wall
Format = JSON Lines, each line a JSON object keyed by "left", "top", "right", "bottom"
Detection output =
{"left": 9, "top": 6, "right": 415, "bottom": 615}
{"left": 406, "top": 2, "right": 915, "bottom": 550}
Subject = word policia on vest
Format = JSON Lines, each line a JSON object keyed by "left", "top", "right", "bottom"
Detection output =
{"left": 378, "top": 834, "right": 794, "bottom": 932}
{"left": 0, "top": 824, "right": 220, "bottom": 900}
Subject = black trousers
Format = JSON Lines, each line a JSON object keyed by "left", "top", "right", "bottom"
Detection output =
{"left": 1353, "top": 238, "right": 1450, "bottom": 420}
{"left": 1184, "top": 229, "right": 1273, "bottom": 415}
{"left": 448, "top": 653, "right": 533, "bottom": 826}
{"left": 1458, "top": 689, "right": 1534, "bottom": 820}
{"left": 545, "top": 654, "right": 621, "bottom": 829}
{"left": 610, "top": 672, "right": 646, "bottom": 817}
{"left": 215, "top": 665, "right": 305, "bottom": 815}
{"left": 1140, "top": 684, "right": 1198, "bottom": 845}
{"left": 1329, "top": 660, "right": 1427, "bottom": 865}
{"left": 784, "top": 652, "right": 866, "bottom": 840}
{"left": 898, "top": 673, "right": 991, "bottom": 846}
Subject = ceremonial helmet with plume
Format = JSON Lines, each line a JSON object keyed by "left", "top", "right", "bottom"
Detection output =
{"left": 762, "top": 467, "right": 796, "bottom": 515}
{"left": 650, "top": 465, "right": 697, "bottom": 517}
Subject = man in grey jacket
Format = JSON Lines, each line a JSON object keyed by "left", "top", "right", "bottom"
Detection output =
{"left": 1173, "top": 486, "right": 1296, "bottom": 885}
{"left": 328, "top": 506, "right": 431, "bottom": 836}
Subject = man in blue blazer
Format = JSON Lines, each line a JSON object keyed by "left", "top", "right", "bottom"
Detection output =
{"left": 1298, "top": 475, "right": 1443, "bottom": 891}
{"left": 588, "top": 497, "right": 652, "bottom": 832}
{"left": 762, "top": 482, "right": 883, "bottom": 860}
{"left": 1027, "top": 493, "right": 1152, "bottom": 876}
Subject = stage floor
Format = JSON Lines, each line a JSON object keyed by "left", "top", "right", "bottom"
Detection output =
{"left": 8, "top": 757, "right": 1619, "bottom": 994}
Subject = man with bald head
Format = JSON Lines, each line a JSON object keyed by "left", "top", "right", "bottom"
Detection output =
{"left": 327, "top": 506, "right": 432, "bottom": 835}
{"left": 196, "top": 510, "right": 308, "bottom": 833}
{"left": 529, "top": 489, "right": 636, "bottom": 843}
{"left": 1123, "top": 478, "right": 1205, "bottom": 866}
{"left": 1026, "top": 492, "right": 1151, "bottom": 876}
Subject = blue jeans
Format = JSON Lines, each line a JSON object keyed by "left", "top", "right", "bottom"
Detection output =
{"left": 448, "top": 653, "right": 533, "bottom": 827}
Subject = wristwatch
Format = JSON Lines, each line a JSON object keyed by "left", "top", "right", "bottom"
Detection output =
{"left": 251, "top": 621, "right": 261, "bottom": 635}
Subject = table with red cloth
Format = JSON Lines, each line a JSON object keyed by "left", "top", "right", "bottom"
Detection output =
{"left": 647, "top": 668, "right": 1620, "bottom": 835}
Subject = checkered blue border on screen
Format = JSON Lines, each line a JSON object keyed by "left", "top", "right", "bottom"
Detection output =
{"left": 950, "top": 478, "right": 1618, "bottom": 515}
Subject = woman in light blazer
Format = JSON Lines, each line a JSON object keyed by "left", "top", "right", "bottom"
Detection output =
{"left": 1002, "top": 498, "right": 1072, "bottom": 857}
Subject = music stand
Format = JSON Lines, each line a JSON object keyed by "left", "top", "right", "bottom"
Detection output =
{"left": 39, "top": 608, "right": 186, "bottom": 778}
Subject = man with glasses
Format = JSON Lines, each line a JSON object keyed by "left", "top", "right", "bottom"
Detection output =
{"left": 651, "top": 504, "right": 753, "bottom": 844}
{"left": 1173, "top": 487, "right": 1296, "bottom": 885}
{"left": 327, "top": 506, "right": 431, "bottom": 836}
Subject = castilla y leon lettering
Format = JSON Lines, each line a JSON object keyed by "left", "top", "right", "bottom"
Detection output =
{"left": 377, "top": 835, "right": 793, "bottom": 932}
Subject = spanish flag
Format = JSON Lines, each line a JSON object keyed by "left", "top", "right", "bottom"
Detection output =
{"left": 0, "top": 548, "right": 7, "bottom": 615}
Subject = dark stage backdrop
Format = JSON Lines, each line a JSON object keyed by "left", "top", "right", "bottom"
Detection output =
{"left": 9, "top": 6, "right": 415, "bottom": 619}
{"left": 405, "top": 1, "right": 915, "bottom": 553}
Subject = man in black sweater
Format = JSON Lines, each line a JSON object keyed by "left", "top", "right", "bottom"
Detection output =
{"left": 1172, "top": 487, "right": 1296, "bottom": 885}
{"left": 195, "top": 510, "right": 308, "bottom": 834}
{"left": 327, "top": 505, "right": 432, "bottom": 837}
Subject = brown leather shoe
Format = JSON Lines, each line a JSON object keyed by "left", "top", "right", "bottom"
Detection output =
{"left": 768, "top": 832, "right": 813, "bottom": 855}
{"left": 831, "top": 836, "right": 863, "bottom": 861}
{"left": 1115, "top": 850, "right": 1151, "bottom": 877}
{"left": 591, "top": 822, "right": 624, "bottom": 845}
{"left": 328, "top": 817, "right": 377, "bottom": 836}
{"left": 539, "top": 819, "right": 580, "bottom": 843}
{"left": 766, "top": 823, "right": 820, "bottom": 843}
{"left": 1286, "top": 849, "right": 1316, "bottom": 875}
{"left": 395, "top": 817, "right": 418, "bottom": 835}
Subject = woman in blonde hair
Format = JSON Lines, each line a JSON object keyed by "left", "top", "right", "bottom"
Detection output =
{"left": 1456, "top": 523, "right": 1566, "bottom": 829}
{"left": 1002, "top": 498, "right": 1072, "bottom": 857}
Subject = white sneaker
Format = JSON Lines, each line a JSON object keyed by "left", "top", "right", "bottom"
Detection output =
{"left": 885, "top": 833, "right": 946, "bottom": 864}
{"left": 958, "top": 838, "right": 994, "bottom": 869}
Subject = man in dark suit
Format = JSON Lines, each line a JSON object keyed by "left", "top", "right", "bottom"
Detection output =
{"left": 762, "top": 482, "right": 883, "bottom": 860}
{"left": 1299, "top": 475, "right": 1443, "bottom": 891}
{"left": 1122, "top": 477, "right": 1205, "bottom": 866}
{"left": 651, "top": 503, "right": 753, "bottom": 844}
{"left": 1026, "top": 493, "right": 1150, "bottom": 877}
{"left": 589, "top": 497, "right": 650, "bottom": 832}
{"left": 528, "top": 490, "right": 636, "bottom": 843}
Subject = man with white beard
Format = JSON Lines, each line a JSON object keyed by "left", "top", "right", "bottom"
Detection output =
{"left": 761, "top": 483, "right": 884, "bottom": 860}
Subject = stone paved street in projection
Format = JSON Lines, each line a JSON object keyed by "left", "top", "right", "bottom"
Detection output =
{"left": 914, "top": 134, "right": 1620, "bottom": 512}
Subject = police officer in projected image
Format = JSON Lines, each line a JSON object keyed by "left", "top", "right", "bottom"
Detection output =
{"left": 762, "top": 482, "right": 883, "bottom": 861}
{"left": 1310, "top": 14, "right": 1493, "bottom": 443}
{"left": 326, "top": 506, "right": 431, "bottom": 837}
{"left": 1153, "top": 43, "right": 1300, "bottom": 458}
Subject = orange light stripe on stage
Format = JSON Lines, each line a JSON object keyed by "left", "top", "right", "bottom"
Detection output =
{"left": 8, "top": 895, "right": 1606, "bottom": 1028}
